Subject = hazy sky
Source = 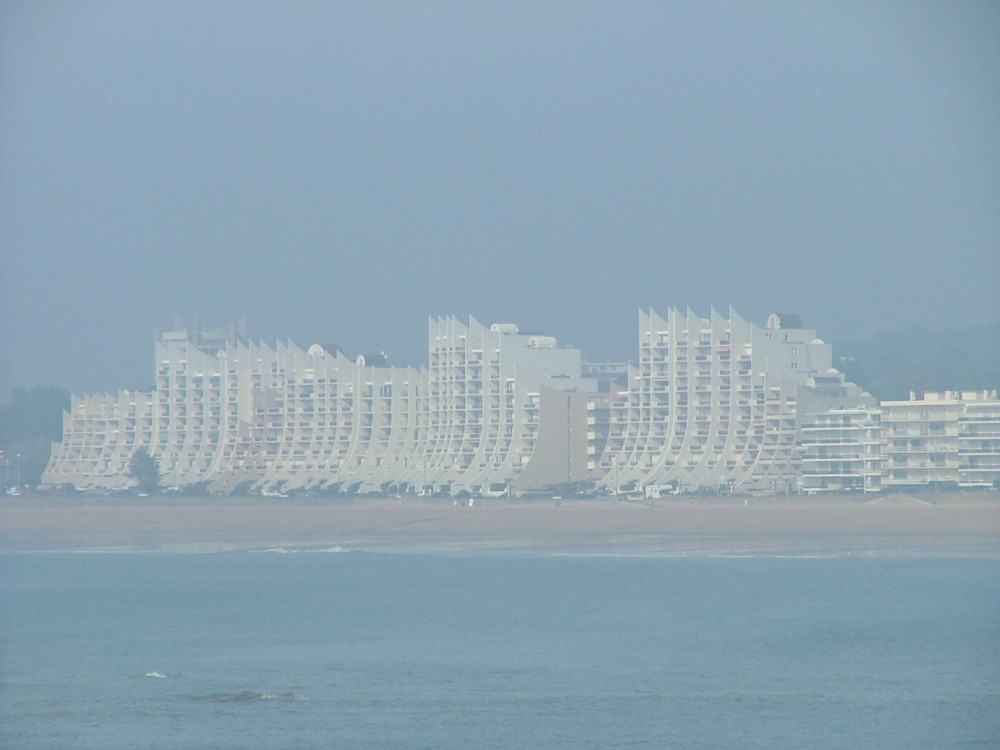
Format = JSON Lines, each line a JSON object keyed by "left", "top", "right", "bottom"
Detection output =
{"left": 2, "top": 1, "right": 998, "bottom": 398}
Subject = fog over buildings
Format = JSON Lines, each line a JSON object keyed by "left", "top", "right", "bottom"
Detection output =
{"left": 39, "top": 310, "right": 1000, "bottom": 496}
{"left": 2, "top": 3, "right": 998, "bottom": 400}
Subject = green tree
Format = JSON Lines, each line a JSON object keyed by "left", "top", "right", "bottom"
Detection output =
{"left": 128, "top": 448, "right": 162, "bottom": 494}
{"left": 0, "top": 386, "right": 70, "bottom": 490}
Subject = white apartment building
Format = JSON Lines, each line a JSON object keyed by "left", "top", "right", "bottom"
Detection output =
{"left": 44, "top": 390, "right": 154, "bottom": 491}
{"left": 42, "top": 317, "right": 597, "bottom": 496}
{"left": 56, "top": 310, "right": 997, "bottom": 498}
{"left": 960, "top": 396, "right": 1000, "bottom": 487}
{"left": 798, "top": 407, "right": 883, "bottom": 493}
{"left": 598, "top": 308, "right": 872, "bottom": 494}
{"left": 420, "top": 317, "right": 595, "bottom": 495}
{"left": 881, "top": 390, "right": 1000, "bottom": 489}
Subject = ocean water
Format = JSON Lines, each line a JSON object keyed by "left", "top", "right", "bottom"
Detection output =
{"left": 1, "top": 552, "right": 997, "bottom": 749}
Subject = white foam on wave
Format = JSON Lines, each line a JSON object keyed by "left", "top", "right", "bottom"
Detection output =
{"left": 251, "top": 545, "right": 351, "bottom": 554}
{"left": 198, "top": 690, "right": 309, "bottom": 703}
{"left": 144, "top": 671, "right": 167, "bottom": 679}
{"left": 259, "top": 692, "right": 309, "bottom": 701}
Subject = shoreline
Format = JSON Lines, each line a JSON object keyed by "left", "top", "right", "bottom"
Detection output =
{"left": 2, "top": 494, "right": 998, "bottom": 557}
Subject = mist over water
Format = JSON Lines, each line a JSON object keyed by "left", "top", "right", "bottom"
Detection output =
{"left": 2, "top": 552, "right": 997, "bottom": 749}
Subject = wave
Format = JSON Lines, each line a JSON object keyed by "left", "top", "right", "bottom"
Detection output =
{"left": 144, "top": 670, "right": 167, "bottom": 679}
{"left": 252, "top": 546, "right": 350, "bottom": 554}
{"left": 3, "top": 545, "right": 358, "bottom": 555}
{"left": 189, "top": 690, "right": 308, "bottom": 703}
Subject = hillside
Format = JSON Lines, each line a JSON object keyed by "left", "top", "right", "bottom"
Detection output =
{"left": 833, "top": 322, "right": 1000, "bottom": 401}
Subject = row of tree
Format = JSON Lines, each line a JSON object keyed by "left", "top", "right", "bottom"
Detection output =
{"left": 0, "top": 385, "right": 160, "bottom": 494}
{"left": 0, "top": 386, "right": 70, "bottom": 490}
{"left": 0, "top": 385, "right": 161, "bottom": 493}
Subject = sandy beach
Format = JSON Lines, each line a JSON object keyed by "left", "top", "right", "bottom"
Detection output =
{"left": 2, "top": 493, "right": 999, "bottom": 556}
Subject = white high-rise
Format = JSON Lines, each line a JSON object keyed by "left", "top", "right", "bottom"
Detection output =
{"left": 418, "top": 316, "right": 593, "bottom": 494}
{"left": 43, "top": 307, "right": 903, "bottom": 497}
{"left": 43, "top": 316, "right": 595, "bottom": 496}
{"left": 597, "top": 308, "right": 871, "bottom": 494}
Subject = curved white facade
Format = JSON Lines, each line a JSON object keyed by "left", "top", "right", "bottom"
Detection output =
{"left": 597, "top": 307, "right": 859, "bottom": 494}
{"left": 44, "top": 390, "right": 154, "bottom": 491}
{"left": 42, "top": 307, "right": 874, "bottom": 496}
{"left": 43, "top": 316, "right": 590, "bottom": 495}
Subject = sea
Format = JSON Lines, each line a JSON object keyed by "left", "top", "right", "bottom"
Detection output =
{"left": 1, "top": 551, "right": 998, "bottom": 750}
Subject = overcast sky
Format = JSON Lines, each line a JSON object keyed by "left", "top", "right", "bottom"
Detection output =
{"left": 2, "top": 1, "right": 997, "bottom": 398}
